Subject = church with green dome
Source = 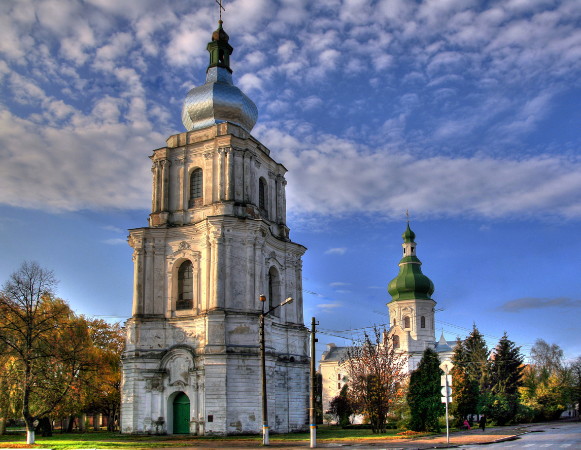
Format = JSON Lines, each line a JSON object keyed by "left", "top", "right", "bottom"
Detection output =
{"left": 387, "top": 223, "right": 454, "bottom": 371}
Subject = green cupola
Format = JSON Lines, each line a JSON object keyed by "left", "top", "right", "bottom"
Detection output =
{"left": 207, "top": 20, "right": 233, "bottom": 73}
{"left": 387, "top": 223, "right": 435, "bottom": 301}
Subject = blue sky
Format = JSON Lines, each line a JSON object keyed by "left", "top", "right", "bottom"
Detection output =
{"left": 1, "top": 0, "right": 580, "bottom": 363}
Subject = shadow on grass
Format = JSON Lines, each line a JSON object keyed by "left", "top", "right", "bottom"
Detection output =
{"left": 0, "top": 426, "right": 432, "bottom": 449}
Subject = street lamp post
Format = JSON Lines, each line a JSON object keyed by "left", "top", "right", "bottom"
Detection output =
{"left": 259, "top": 294, "right": 293, "bottom": 446}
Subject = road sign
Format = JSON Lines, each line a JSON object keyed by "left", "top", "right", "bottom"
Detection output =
{"left": 441, "top": 396, "right": 453, "bottom": 403}
{"left": 441, "top": 386, "right": 452, "bottom": 397}
{"left": 441, "top": 375, "right": 452, "bottom": 387}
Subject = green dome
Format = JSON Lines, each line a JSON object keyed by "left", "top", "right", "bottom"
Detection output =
{"left": 402, "top": 223, "right": 415, "bottom": 242}
{"left": 387, "top": 224, "right": 434, "bottom": 301}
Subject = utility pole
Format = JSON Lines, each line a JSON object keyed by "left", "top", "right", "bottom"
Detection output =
{"left": 260, "top": 307, "right": 268, "bottom": 445}
{"left": 259, "top": 295, "right": 294, "bottom": 446}
{"left": 309, "top": 317, "right": 319, "bottom": 448}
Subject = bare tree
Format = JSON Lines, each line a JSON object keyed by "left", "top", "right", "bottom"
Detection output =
{"left": 344, "top": 327, "right": 408, "bottom": 433}
{"left": 0, "top": 262, "right": 92, "bottom": 444}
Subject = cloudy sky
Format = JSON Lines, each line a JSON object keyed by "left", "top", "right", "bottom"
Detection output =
{"left": 1, "top": 0, "right": 580, "bottom": 362}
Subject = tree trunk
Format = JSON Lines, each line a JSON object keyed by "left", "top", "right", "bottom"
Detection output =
{"left": 0, "top": 415, "right": 7, "bottom": 435}
{"left": 93, "top": 413, "right": 100, "bottom": 431}
{"left": 66, "top": 415, "right": 75, "bottom": 433}
{"left": 37, "top": 417, "right": 52, "bottom": 437}
{"left": 79, "top": 414, "right": 86, "bottom": 432}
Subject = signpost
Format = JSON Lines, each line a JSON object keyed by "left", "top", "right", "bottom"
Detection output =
{"left": 439, "top": 362, "right": 453, "bottom": 444}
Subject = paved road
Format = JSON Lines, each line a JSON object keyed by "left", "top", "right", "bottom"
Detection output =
{"left": 459, "top": 421, "right": 581, "bottom": 449}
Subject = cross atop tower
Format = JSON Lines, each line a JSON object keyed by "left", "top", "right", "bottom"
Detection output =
{"left": 216, "top": 0, "right": 225, "bottom": 21}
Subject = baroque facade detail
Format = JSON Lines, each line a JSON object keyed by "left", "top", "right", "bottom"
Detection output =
{"left": 121, "top": 19, "right": 309, "bottom": 436}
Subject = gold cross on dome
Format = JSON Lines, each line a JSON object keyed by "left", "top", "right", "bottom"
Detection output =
{"left": 216, "top": 0, "right": 225, "bottom": 21}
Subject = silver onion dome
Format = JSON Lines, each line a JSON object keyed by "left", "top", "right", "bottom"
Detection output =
{"left": 181, "top": 21, "right": 258, "bottom": 133}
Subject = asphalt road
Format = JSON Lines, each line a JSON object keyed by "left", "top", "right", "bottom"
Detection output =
{"left": 458, "top": 421, "right": 581, "bottom": 449}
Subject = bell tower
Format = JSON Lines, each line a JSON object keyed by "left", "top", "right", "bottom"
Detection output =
{"left": 121, "top": 18, "right": 309, "bottom": 436}
{"left": 387, "top": 223, "right": 436, "bottom": 371}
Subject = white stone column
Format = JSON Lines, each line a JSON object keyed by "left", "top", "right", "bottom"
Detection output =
{"left": 225, "top": 147, "right": 233, "bottom": 201}
{"left": 153, "top": 239, "right": 165, "bottom": 316}
{"left": 131, "top": 243, "right": 144, "bottom": 316}
{"left": 281, "top": 178, "right": 287, "bottom": 224}
{"left": 268, "top": 171, "right": 276, "bottom": 220}
{"left": 233, "top": 148, "right": 243, "bottom": 202}
{"left": 151, "top": 161, "right": 160, "bottom": 212}
{"left": 243, "top": 151, "right": 251, "bottom": 203}
{"left": 176, "top": 155, "right": 185, "bottom": 211}
{"left": 144, "top": 241, "right": 154, "bottom": 314}
{"left": 160, "top": 159, "right": 170, "bottom": 212}
{"left": 218, "top": 147, "right": 226, "bottom": 201}
{"left": 224, "top": 235, "right": 231, "bottom": 309}
{"left": 204, "top": 151, "right": 214, "bottom": 203}
{"left": 204, "top": 235, "right": 212, "bottom": 312}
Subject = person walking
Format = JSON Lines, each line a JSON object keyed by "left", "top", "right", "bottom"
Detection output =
{"left": 479, "top": 415, "right": 486, "bottom": 431}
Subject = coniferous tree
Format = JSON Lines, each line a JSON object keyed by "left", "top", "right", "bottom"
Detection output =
{"left": 484, "top": 332, "right": 524, "bottom": 425}
{"left": 464, "top": 325, "right": 490, "bottom": 391}
{"left": 450, "top": 325, "right": 489, "bottom": 424}
{"left": 407, "top": 348, "right": 444, "bottom": 432}
{"left": 450, "top": 337, "right": 479, "bottom": 423}
{"left": 329, "top": 384, "right": 353, "bottom": 427}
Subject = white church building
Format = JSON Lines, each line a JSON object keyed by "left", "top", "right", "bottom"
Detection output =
{"left": 320, "top": 224, "right": 455, "bottom": 415}
{"left": 120, "top": 19, "right": 309, "bottom": 435}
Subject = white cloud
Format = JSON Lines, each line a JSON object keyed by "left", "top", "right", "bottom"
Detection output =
{"left": 325, "top": 248, "right": 348, "bottom": 255}
{"left": 317, "top": 302, "right": 343, "bottom": 310}
{"left": 255, "top": 124, "right": 581, "bottom": 220}
{"left": 239, "top": 73, "right": 263, "bottom": 93}
{"left": 330, "top": 282, "right": 351, "bottom": 287}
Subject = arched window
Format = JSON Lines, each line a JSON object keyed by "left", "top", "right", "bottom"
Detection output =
{"left": 176, "top": 260, "right": 193, "bottom": 310}
{"left": 393, "top": 319, "right": 396, "bottom": 327}
{"left": 403, "top": 316, "right": 411, "bottom": 329}
{"left": 421, "top": 316, "right": 426, "bottom": 328}
{"left": 268, "top": 266, "right": 280, "bottom": 317}
{"left": 189, "top": 168, "right": 203, "bottom": 208}
{"left": 393, "top": 335, "right": 400, "bottom": 349}
{"left": 259, "top": 177, "right": 268, "bottom": 217}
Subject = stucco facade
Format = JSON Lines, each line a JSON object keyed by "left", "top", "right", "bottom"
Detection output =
{"left": 121, "top": 19, "right": 309, "bottom": 435}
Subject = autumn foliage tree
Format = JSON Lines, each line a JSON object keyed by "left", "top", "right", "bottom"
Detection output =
{"left": 344, "top": 327, "right": 408, "bottom": 433}
{"left": 0, "top": 262, "right": 94, "bottom": 443}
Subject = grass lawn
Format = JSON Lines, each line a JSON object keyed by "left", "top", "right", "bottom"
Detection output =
{"left": 0, "top": 426, "right": 433, "bottom": 449}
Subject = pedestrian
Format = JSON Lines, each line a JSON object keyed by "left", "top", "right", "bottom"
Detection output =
{"left": 479, "top": 415, "right": 486, "bottom": 431}
{"left": 463, "top": 419, "right": 470, "bottom": 430}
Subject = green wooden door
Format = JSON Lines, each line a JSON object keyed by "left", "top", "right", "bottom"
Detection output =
{"left": 173, "top": 392, "right": 190, "bottom": 434}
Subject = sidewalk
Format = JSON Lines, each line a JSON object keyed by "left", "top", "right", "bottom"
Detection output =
{"left": 158, "top": 422, "right": 555, "bottom": 449}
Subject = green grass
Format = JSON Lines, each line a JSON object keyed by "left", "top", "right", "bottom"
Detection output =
{"left": 0, "top": 426, "right": 431, "bottom": 449}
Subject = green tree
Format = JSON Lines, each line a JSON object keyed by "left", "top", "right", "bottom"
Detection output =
{"left": 464, "top": 325, "right": 489, "bottom": 391}
{"left": 520, "top": 339, "right": 570, "bottom": 421}
{"left": 329, "top": 384, "right": 354, "bottom": 427}
{"left": 0, "top": 262, "right": 93, "bottom": 443}
{"left": 570, "top": 357, "right": 581, "bottom": 420}
{"left": 450, "top": 336, "right": 479, "bottom": 423}
{"left": 407, "top": 348, "right": 444, "bottom": 432}
{"left": 345, "top": 327, "right": 408, "bottom": 433}
{"left": 483, "top": 332, "right": 524, "bottom": 425}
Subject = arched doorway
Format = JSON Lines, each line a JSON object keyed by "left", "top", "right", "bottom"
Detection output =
{"left": 172, "top": 392, "right": 190, "bottom": 434}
